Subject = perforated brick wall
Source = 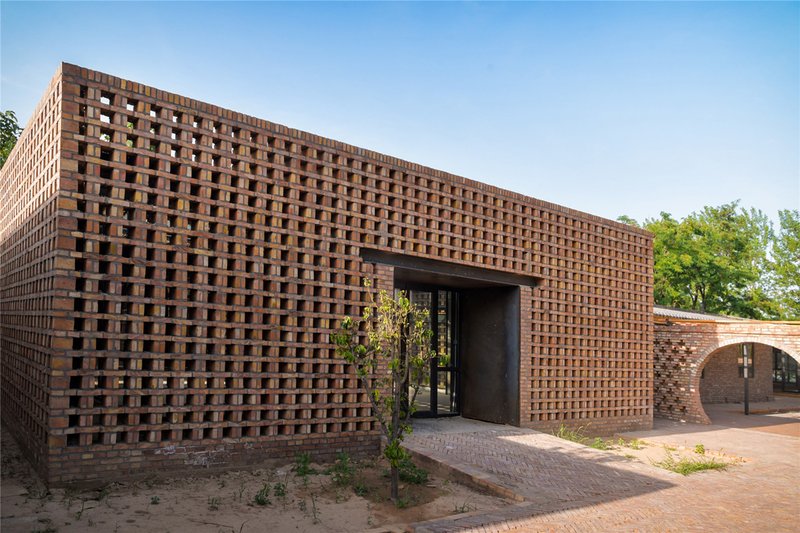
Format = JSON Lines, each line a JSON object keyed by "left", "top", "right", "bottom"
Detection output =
{"left": 2, "top": 63, "right": 654, "bottom": 485}
{"left": 0, "top": 70, "right": 65, "bottom": 480}
{"left": 654, "top": 317, "right": 800, "bottom": 424}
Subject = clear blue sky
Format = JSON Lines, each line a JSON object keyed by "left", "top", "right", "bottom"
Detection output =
{"left": 2, "top": 1, "right": 798, "bottom": 226}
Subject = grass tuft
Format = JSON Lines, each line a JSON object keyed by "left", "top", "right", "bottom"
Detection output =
{"left": 554, "top": 424, "right": 588, "bottom": 444}
{"left": 589, "top": 437, "right": 610, "bottom": 450}
{"left": 554, "top": 425, "right": 618, "bottom": 451}
{"left": 653, "top": 453, "right": 728, "bottom": 476}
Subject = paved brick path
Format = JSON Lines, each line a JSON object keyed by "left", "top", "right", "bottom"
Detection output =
{"left": 405, "top": 414, "right": 799, "bottom": 532}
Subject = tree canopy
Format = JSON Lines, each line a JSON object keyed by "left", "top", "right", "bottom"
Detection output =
{"left": 619, "top": 202, "right": 798, "bottom": 320}
{"left": 0, "top": 110, "right": 22, "bottom": 169}
{"left": 772, "top": 209, "right": 800, "bottom": 319}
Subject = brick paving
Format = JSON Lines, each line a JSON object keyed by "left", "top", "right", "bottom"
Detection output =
{"left": 406, "top": 413, "right": 800, "bottom": 532}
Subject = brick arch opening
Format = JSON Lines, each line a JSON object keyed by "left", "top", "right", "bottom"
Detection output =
{"left": 691, "top": 339, "right": 800, "bottom": 424}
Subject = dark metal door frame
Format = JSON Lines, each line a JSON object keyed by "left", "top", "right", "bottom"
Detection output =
{"left": 397, "top": 283, "right": 461, "bottom": 418}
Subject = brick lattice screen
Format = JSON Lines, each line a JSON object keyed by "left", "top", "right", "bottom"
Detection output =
{"left": 0, "top": 72, "right": 65, "bottom": 480}
{"left": 1, "top": 64, "right": 654, "bottom": 485}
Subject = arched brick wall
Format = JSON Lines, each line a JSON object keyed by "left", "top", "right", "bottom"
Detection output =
{"left": 654, "top": 318, "right": 800, "bottom": 424}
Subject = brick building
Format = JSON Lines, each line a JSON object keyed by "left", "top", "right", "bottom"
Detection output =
{"left": 1, "top": 64, "right": 654, "bottom": 486}
{"left": 653, "top": 307, "right": 800, "bottom": 424}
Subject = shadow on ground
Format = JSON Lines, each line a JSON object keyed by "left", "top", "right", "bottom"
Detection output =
{"left": 405, "top": 418, "right": 676, "bottom": 529}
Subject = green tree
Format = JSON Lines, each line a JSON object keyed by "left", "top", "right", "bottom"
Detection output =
{"left": 641, "top": 202, "right": 775, "bottom": 318}
{"left": 331, "top": 281, "right": 434, "bottom": 503}
{"left": 0, "top": 110, "right": 23, "bottom": 169}
{"left": 616, "top": 215, "right": 641, "bottom": 228}
{"left": 645, "top": 212, "right": 692, "bottom": 309}
{"left": 772, "top": 209, "right": 800, "bottom": 319}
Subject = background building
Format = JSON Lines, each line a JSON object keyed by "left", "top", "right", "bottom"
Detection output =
{"left": 1, "top": 64, "right": 653, "bottom": 486}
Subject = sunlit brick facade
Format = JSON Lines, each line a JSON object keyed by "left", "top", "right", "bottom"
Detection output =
{"left": 1, "top": 64, "right": 654, "bottom": 486}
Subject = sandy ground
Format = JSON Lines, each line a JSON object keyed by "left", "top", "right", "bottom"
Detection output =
{"left": 1, "top": 427, "right": 510, "bottom": 533}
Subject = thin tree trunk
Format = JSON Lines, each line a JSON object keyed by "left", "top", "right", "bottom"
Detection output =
{"left": 391, "top": 370, "right": 401, "bottom": 503}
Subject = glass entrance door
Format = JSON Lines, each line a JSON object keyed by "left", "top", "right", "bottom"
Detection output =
{"left": 407, "top": 288, "right": 460, "bottom": 417}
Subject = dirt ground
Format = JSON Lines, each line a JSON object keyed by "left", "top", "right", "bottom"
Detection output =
{"left": 0, "top": 427, "right": 510, "bottom": 533}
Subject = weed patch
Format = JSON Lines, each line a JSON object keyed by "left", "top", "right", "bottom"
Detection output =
{"left": 589, "top": 437, "right": 610, "bottom": 450}
{"left": 253, "top": 483, "right": 271, "bottom": 506}
{"left": 273, "top": 481, "right": 287, "bottom": 499}
{"left": 327, "top": 452, "right": 356, "bottom": 487}
{"left": 453, "top": 501, "right": 475, "bottom": 513}
{"left": 395, "top": 496, "right": 411, "bottom": 509}
{"left": 694, "top": 444, "right": 705, "bottom": 455}
{"left": 353, "top": 480, "right": 368, "bottom": 497}
{"left": 207, "top": 496, "right": 221, "bottom": 511}
{"left": 653, "top": 453, "right": 728, "bottom": 476}
{"left": 398, "top": 458, "right": 428, "bottom": 485}
{"left": 626, "top": 439, "right": 644, "bottom": 450}
{"left": 293, "top": 452, "right": 317, "bottom": 482}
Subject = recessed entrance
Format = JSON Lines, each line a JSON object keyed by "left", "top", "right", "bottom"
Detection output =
{"left": 362, "top": 248, "right": 539, "bottom": 426}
